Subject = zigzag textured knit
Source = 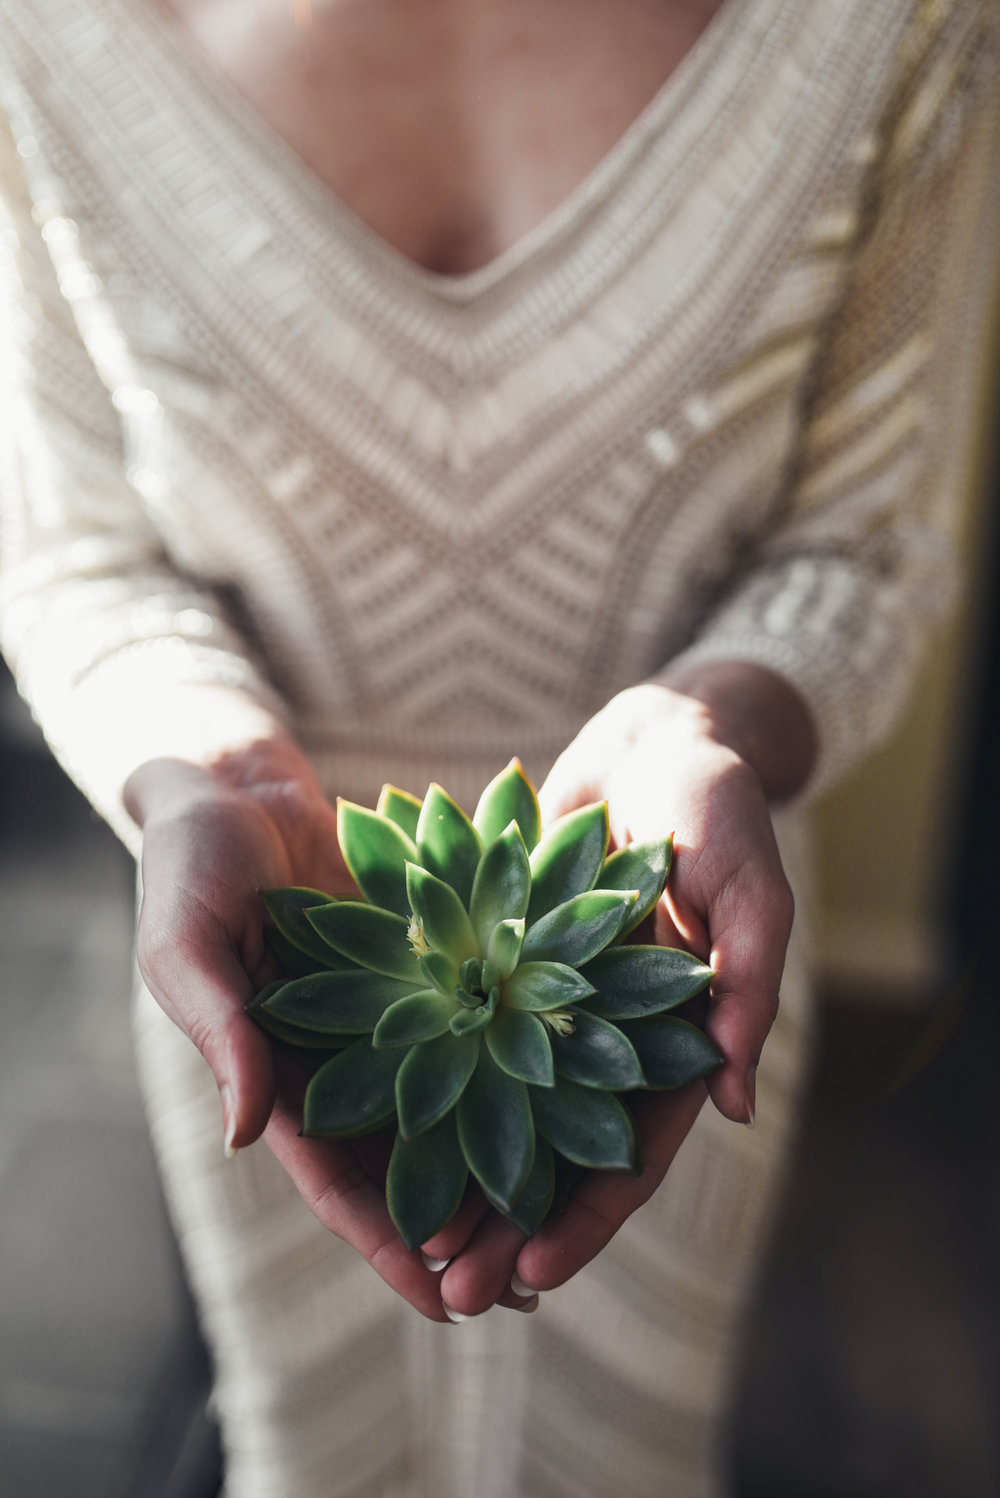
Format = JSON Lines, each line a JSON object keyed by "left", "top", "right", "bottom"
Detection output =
{"left": 0, "top": 2, "right": 998, "bottom": 1496}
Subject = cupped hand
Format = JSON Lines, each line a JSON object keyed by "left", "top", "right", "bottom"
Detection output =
{"left": 125, "top": 745, "right": 453, "bottom": 1319}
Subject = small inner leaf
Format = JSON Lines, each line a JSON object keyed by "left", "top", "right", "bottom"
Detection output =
{"left": 469, "top": 822, "right": 531, "bottom": 952}
{"left": 530, "top": 1077, "right": 637, "bottom": 1171}
{"left": 456, "top": 1045, "right": 535, "bottom": 1211}
{"left": 386, "top": 1111, "right": 469, "bottom": 1252}
{"left": 306, "top": 902, "right": 423, "bottom": 983}
{"left": 376, "top": 783, "right": 423, "bottom": 841}
{"left": 485, "top": 1005, "right": 554, "bottom": 1086}
{"left": 419, "top": 949, "right": 461, "bottom": 997}
{"left": 303, "top": 1040, "right": 403, "bottom": 1137}
{"left": 473, "top": 758, "right": 542, "bottom": 852}
{"left": 599, "top": 839, "right": 673, "bottom": 938}
{"left": 416, "top": 784, "right": 483, "bottom": 910}
{"left": 486, "top": 917, "right": 525, "bottom": 982}
{"left": 527, "top": 802, "right": 609, "bottom": 923}
{"left": 337, "top": 799, "right": 417, "bottom": 917}
{"left": 521, "top": 889, "right": 638, "bottom": 968}
{"left": 449, "top": 989, "right": 497, "bottom": 1036}
{"left": 579, "top": 945, "right": 714, "bottom": 1020}
{"left": 406, "top": 863, "right": 479, "bottom": 966}
{"left": 262, "top": 969, "right": 418, "bottom": 1033}
{"left": 617, "top": 1016, "right": 723, "bottom": 1089}
{"left": 373, "top": 989, "right": 461, "bottom": 1048}
{"left": 502, "top": 961, "right": 595, "bottom": 1011}
{"left": 396, "top": 1031, "right": 480, "bottom": 1140}
{"left": 548, "top": 1010, "right": 644, "bottom": 1090}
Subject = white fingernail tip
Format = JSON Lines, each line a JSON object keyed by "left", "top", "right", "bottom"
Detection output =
{"left": 421, "top": 1252, "right": 451, "bottom": 1272}
{"left": 510, "top": 1273, "right": 537, "bottom": 1298}
{"left": 443, "top": 1303, "right": 475, "bottom": 1323}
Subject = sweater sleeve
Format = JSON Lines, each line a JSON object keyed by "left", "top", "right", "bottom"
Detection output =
{"left": 663, "top": 1, "right": 1000, "bottom": 792}
{"left": 0, "top": 111, "right": 289, "bottom": 850}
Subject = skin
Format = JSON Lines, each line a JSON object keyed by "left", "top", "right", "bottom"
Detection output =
{"left": 124, "top": 0, "right": 819, "bottom": 1320}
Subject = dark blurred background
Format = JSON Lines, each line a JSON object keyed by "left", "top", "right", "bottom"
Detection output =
{"left": 1, "top": 365, "right": 998, "bottom": 1498}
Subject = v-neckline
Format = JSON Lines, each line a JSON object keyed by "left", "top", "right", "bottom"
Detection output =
{"left": 120, "top": 0, "right": 755, "bottom": 300}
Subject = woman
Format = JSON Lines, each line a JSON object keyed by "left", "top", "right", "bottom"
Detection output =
{"left": 1, "top": 0, "right": 997, "bottom": 1493}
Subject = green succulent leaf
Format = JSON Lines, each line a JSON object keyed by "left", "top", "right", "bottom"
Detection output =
{"left": 521, "top": 889, "right": 638, "bottom": 968}
{"left": 469, "top": 821, "right": 531, "bottom": 951}
{"left": 305, "top": 902, "right": 423, "bottom": 983}
{"left": 485, "top": 917, "right": 525, "bottom": 983}
{"left": 406, "top": 863, "right": 479, "bottom": 966}
{"left": 599, "top": 839, "right": 673, "bottom": 938}
{"left": 485, "top": 1004, "right": 554, "bottom": 1086}
{"left": 579, "top": 945, "right": 714, "bottom": 1020}
{"left": 419, "top": 949, "right": 461, "bottom": 996}
{"left": 449, "top": 988, "right": 498, "bottom": 1036}
{"left": 416, "top": 784, "right": 483, "bottom": 909}
{"left": 530, "top": 1077, "right": 637, "bottom": 1171}
{"left": 336, "top": 799, "right": 417, "bottom": 917}
{"left": 456, "top": 1045, "right": 535, "bottom": 1212}
{"left": 548, "top": 1010, "right": 644, "bottom": 1090}
{"left": 262, "top": 887, "right": 356, "bottom": 968}
{"left": 495, "top": 1136, "right": 555, "bottom": 1237}
{"left": 386, "top": 1110, "right": 468, "bottom": 1251}
{"left": 261, "top": 969, "right": 417, "bottom": 1034}
{"left": 376, "top": 783, "right": 423, "bottom": 841}
{"left": 502, "top": 960, "right": 596, "bottom": 1011}
{"left": 303, "top": 1040, "right": 403, "bottom": 1137}
{"left": 248, "top": 994, "right": 354, "bottom": 1051}
{"left": 262, "top": 925, "right": 329, "bottom": 978}
{"left": 372, "top": 989, "right": 461, "bottom": 1048}
{"left": 527, "top": 803, "right": 610, "bottom": 923}
{"left": 473, "top": 758, "right": 542, "bottom": 852}
{"left": 617, "top": 1016, "right": 723, "bottom": 1089}
{"left": 396, "top": 1031, "right": 480, "bottom": 1140}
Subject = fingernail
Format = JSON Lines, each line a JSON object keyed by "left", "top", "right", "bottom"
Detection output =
{"left": 744, "top": 1065, "right": 757, "bottom": 1129}
{"left": 510, "top": 1273, "right": 537, "bottom": 1299}
{"left": 442, "top": 1303, "right": 477, "bottom": 1324}
{"left": 421, "top": 1253, "right": 450, "bottom": 1273}
{"left": 515, "top": 1294, "right": 540, "bottom": 1314}
{"left": 221, "top": 1085, "right": 239, "bottom": 1159}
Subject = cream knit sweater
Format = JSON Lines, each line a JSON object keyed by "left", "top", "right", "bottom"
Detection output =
{"left": 1, "top": 0, "right": 998, "bottom": 848}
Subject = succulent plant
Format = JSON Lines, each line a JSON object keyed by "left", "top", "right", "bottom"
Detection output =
{"left": 249, "top": 760, "right": 721, "bottom": 1249}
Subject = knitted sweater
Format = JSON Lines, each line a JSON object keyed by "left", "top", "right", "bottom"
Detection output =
{"left": 1, "top": 0, "right": 998, "bottom": 847}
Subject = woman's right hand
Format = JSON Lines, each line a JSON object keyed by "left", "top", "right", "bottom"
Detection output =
{"left": 124, "top": 742, "right": 461, "bottom": 1319}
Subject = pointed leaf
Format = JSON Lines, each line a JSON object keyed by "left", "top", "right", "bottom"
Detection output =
{"left": 396, "top": 1032, "right": 479, "bottom": 1140}
{"left": 521, "top": 889, "right": 638, "bottom": 967}
{"left": 387, "top": 1110, "right": 469, "bottom": 1251}
{"left": 485, "top": 917, "right": 524, "bottom": 983}
{"left": 419, "top": 949, "right": 461, "bottom": 997}
{"left": 373, "top": 989, "right": 461, "bottom": 1048}
{"left": 303, "top": 1040, "right": 403, "bottom": 1137}
{"left": 495, "top": 1136, "right": 555, "bottom": 1237}
{"left": 305, "top": 902, "right": 422, "bottom": 983}
{"left": 530, "top": 1077, "right": 637, "bottom": 1171}
{"left": 579, "top": 945, "right": 714, "bottom": 1020}
{"left": 376, "top": 783, "right": 422, "bottom": 841}
{"left": 502, "top": 961, "right": 595, "bottom": 1011}
{"left": 548, "top": 1011, "right": 644, "bottom": 1089}
{"left": 406, "top": 863, "right": 479, "bottom": 965}
{"left": 599, "top": 839, "right": 673, "bottom": 938}
{"left": 337, "top": 799, "right": 417, "bottom": 916}
{"left": 248, "top": 990, "right": 354, "bottom": 1051}
{"left": 263, "top": 925, "right": 329, "bottom": 978}
{"left": 449, "top": 988, "right": 498, "bottom": 1036}
{"left": 263, "top": 887, "right": 356, "bottom": 967}
{"left": 527, "top": 803, "right": 609, "bottom": 923}
{"left": 456, "top": 1045, "right": 535, "bottom": 1211}
{"left": 262, "top": 969, "right": 417, "bottom": 1033}
{"left": 617, "top": 1017, "right": 723, "bottom": 1089}
{"left": 485, "top": 1005, "right": 554, "bottom": 1086}
{"left": 473, "top": 758, "right": 541, "bottom": 852}
{"left": 469, "top": 822, "right": 531, "bottom": 951}
{"left": 416, "top": 784, "right": 483, "bottom": 909}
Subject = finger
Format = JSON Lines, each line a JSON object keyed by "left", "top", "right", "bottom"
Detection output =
{"left": 264, "top": 1096, "right": 449, "bottom": 1321}
{"left": 704, "top": 872, "right": 793, "bottom": 1124}
{"left": 438, "top": 1211, "right": 529, "bottom": 1319}
{"left": 514, "top": 1085, "right": 707, "bottom": 1292}
{"left": 536, "top": 742, "right": 603, "bottom": 826}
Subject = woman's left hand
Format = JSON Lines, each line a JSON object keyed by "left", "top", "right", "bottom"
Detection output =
{"left": 424, "top": 669, "right": 813, "bottom": 1315}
